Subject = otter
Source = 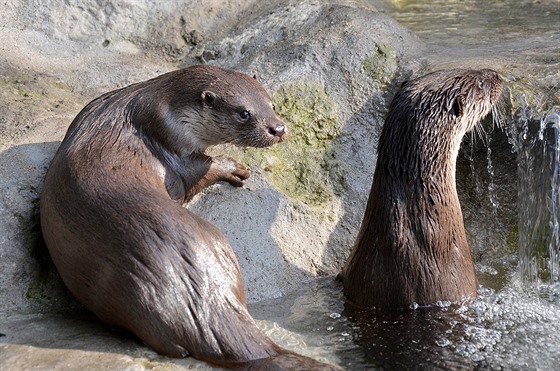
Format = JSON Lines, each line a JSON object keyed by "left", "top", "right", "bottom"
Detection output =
{"left": 40, "top": 65, "right": 335, "bottom": 369}
{"left": 340, "top": 68, "right": 503, "bottom": 309}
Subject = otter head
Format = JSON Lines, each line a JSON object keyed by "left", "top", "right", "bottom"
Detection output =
{"left": 445, "top": 69, "right": 503, "bottom": 134}
{"left": 166, "top": 65, "right": 287, "bottom": 153}
{"left": 396, "top": 69, "right": 503, "bottom": 141}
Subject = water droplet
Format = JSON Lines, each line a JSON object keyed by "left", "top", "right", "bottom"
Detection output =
{"left": 435, "top": 300, "right": 452, "bottom": 308}
{"left": 436, "top": 338, "right": 452, "bottom": 347}
{"left": 329, "top": 312, "right": 341, "bottom": 319}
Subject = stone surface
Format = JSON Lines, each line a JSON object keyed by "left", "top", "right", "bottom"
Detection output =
{"left": 0, "top": 0, "right": 423, "bottom": 314}
{"left": 0, "top": 311, "right": 213, "bottom": 370}
{"left": 0, "top": 0, "right": 525, "bottom": 369}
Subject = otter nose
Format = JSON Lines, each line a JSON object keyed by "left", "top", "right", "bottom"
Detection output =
{"left": 268, "top": 123, "right": 286, "bottom": 138}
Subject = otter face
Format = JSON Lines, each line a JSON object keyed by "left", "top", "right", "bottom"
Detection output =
{"left": 200, "top": 83, "right": 288, "bottom": 149}
{"left": 400, "top": 68, "right": 503, "bottom": 137}
{"left": 165, "top": 66, "right": 288, "bottom": 153}
{"left": 450, "top": 69, "right": 503, "bottom": 133}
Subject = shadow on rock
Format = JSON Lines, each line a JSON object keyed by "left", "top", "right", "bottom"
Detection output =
{"left": 0, "top": 142, "right": 77, "bottom": 313}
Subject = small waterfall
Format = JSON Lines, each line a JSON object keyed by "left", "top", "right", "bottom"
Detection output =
{"left": 485, "top": 133, "right": 500, "bottom": 216}
{"left": 510, "top": 94, "right": 560, "bottom": 297}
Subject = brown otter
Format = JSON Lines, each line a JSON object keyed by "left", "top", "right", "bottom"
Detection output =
{"left": 340, "top": 68, "right": 503, "bottom": 309}
{"left": 40, "top": 65, "right": 335, "bottom": 369}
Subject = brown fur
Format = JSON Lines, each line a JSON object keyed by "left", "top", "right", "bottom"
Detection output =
{"left": 40, "top": 65, "right": 336, "bottom": 369}
{"left": 341, "top": 69, "right": 503, "bottom": 309}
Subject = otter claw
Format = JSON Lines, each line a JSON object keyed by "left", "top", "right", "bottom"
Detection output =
{"left": 212, "top": 156, "right": 250, "bottom": 187}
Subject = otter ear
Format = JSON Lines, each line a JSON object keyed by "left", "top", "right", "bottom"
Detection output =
{"left": 201, "top": 91, "right": 218, "bottom": 108}
{"left": 451, "top": 95, "right": 465, "bottom": 118}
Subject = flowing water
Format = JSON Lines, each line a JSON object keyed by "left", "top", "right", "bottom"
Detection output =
{"left": 515, "top": 104, "right": 560, "bottom": 290}
{"left": 251, "top": 1, "right": 560, "bottom": 369}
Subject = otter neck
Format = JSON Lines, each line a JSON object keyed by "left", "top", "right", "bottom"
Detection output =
{"left": 129, "top": 98, "right": 212, "bottom": 202}
{"left": 344, "top": 122, "right": 475, "bottom": 307}
{"left": 372, "top": 116, "right": 471, "bottom": 259}
{"left": 380, "top": 120, "right": 464, "bottom": 200}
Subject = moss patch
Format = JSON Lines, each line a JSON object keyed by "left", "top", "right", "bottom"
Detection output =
{"left": 363, "top": 43, "right": 398, "bottom": 86}
{"left": 0, "top": 74, "right": 71, "bottom": 101}
{"left": 19, "top": 200, "right": 51, "bottom": 302}
{"left": 502, "top": 77, "right": 560, "bottom": 121}
{"left": 217, "top": 81, "right": 345, "bottom": 206}
{"left": 15, "top": 189, "right": 68, "bottom": 306}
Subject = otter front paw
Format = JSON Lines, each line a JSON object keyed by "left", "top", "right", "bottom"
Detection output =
{"left": 212, "top": 156, "right": 250, "bottom": 187}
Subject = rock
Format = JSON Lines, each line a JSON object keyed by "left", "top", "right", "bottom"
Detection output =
{"left": 0, "top": 0, "right": 422, "bottom": 367}
{"left": 0, "top": 0, "right": 529, "bottom": 369}
{"left": 0, "top": 0, "right": 422, "bottom": 314}
{"left": 0, "top": 311, "right": 210, "bottom": 370}
{"left": 186, "top": 0, "right": 423, "bottom": 302}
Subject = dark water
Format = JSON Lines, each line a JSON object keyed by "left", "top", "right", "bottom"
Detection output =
{"left": 250, "top": 1, "right": 560, "bottom": 369}
{"left": 251, "top": 277, "right": 560, "bottom": 370}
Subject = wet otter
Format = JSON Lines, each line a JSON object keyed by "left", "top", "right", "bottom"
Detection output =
{"left": 40, "top": 65, "right": 334, "bottom": 369}
{"left": 340, "top": 69, "right": 503, "bottom": 309}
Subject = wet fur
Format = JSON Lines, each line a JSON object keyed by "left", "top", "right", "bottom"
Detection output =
{"left": 40, "top": 65, "right": 334, "bottom": 368}
{"left": 341, "top": 69, "right": 504, "bottom": 309}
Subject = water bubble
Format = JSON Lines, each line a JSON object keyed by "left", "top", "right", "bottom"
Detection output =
{"left": 329, "top": 312, "right": 341, "bottom": 319}
{"left": 436, "top": 338, "right": 452, "bottom": 347}
{"left": 435, "top": 300, "right": 452, "bottom": 308}
{"left": 338, "top": 332, "right": 352, "bottom": 343}
{"left": 471, "top": 353, "right": 485, "bottom": 362}
{"left": 476, "top": 264, "right": 498, "bottom": 276}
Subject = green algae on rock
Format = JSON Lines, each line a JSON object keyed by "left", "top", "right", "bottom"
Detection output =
{"left": 15, "top": 194, "right": 55, "bottom": 303}
{"left": 0, "top": 74, "right": 72, "bottom": 102}
{"left": 362, "top": 43, "right": 398, "bottom": 86}
{"left": 217, "top": 81, "right": 344, "bottom": 206}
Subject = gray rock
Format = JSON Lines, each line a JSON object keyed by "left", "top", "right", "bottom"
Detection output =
{"left": 0, "top": 0, "right": 525, "bottom": 369}
{"left": 0, "top": 0, "right": 422, "bottom": 314}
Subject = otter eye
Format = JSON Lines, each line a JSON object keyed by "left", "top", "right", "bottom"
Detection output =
{"left": 239, "top": 110, "right": 251, "bottom": 120}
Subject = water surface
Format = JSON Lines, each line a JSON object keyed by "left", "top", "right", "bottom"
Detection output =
{"left": 252, "top": 277, "right": 560, "bottom": 369}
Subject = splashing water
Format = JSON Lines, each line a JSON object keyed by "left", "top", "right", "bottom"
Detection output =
{"left": 251, "top": 277, "right": 560, "bottom": 370}
{"left": 510, "top": 96, "right": 560, "bottom": 295}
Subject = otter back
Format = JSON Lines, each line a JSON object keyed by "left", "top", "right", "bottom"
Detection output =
{"left": 40, "top": 65, "right": 336, "bottom": 369}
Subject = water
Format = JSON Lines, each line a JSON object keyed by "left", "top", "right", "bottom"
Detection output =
{"left": 515, "top": 103, "right": 560, "bottom": 292}
{"left": 377, "top": 0, "right": 560, "bottom": 291}
{"left": 252, "top": 277, "right": 560, "bottom": 369}
{"left": 380, "top": 0, "right": 559, "bottom": 73}
{"left": 249, "top": 1, "right": 560, "bottom": 369}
